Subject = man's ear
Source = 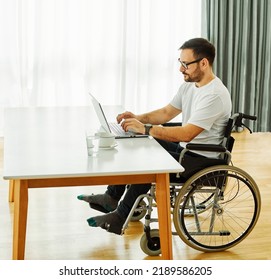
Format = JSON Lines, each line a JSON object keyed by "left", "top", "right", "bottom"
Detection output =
{"left": 201, "top": 57, "right": 209, "bottom": 69}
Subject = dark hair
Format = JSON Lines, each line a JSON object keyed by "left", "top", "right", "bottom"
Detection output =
{"left": 179, "top": 38, "right": 216, "bottom": 66}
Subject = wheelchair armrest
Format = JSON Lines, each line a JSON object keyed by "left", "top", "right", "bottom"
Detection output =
{"left": 186, "top": 143, "right": 227, "bottom": 153}
{"left": 162, "top": 122, "right": 182, "bottom": 127}
{"left": 177, "top": 144, "right": 232, "bottom": 179}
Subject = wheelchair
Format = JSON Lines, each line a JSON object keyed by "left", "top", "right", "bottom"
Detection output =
{"left": 121, "top": 113, "right": 261, "bottom": 256}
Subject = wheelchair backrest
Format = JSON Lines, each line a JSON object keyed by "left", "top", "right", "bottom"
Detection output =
{"left": 177, "top": 113, "right": 256, "bottom": 182}
{"left": 221, "top": 112, "right": 257, "bottom": 160}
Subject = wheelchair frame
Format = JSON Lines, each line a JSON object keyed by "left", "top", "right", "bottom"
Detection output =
{"left": 121, "top": 112, "right": 261, "bottom": 256}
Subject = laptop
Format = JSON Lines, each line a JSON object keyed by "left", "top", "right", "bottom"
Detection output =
{"left": 89, "top": 93, "right": 148, "bottom": 139}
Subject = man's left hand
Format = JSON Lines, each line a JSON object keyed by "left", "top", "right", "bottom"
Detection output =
{"left": 121, "top": 118, "right": 145, "bottom": 134}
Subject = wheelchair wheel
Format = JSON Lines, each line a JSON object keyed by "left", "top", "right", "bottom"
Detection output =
{"left": 140, "top": 229, "right": 161, "bottom": 256}
{"left": 173, "top": 165, "right": 261, "bottom": 252}
{"left": 130, "top": 200, "right": 147, "bottom": 221}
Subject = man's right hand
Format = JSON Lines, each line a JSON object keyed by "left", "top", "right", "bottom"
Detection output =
{"left": 116, "top": 111, "right": 136, "bottom": 123}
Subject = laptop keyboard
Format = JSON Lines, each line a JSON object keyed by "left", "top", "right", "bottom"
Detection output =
{"left": 109, "top": 123, "right": 127, "bottom": 136}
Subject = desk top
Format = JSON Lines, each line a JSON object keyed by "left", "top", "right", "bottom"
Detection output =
{"left": 3, "top": 107, "right": 183, "bottom": 180}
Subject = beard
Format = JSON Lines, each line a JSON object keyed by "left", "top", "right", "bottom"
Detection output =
{"left": 183, "top": 66, "right": 204, "bottom": 83}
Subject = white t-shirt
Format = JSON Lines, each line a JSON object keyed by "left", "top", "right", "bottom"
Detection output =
{"left": 170, "top": 77, "right": 232, "bottom": 157}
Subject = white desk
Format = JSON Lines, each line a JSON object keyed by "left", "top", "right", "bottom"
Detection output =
{"left": 3, "top": 107, "right": 183, "bottom": 260}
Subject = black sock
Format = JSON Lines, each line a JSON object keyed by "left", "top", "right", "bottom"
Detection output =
{"left": 77, "top": 193, "right": 118, "bottom": 213}
{"left": 86, "top": 210, "right": 126, "bottom": 235}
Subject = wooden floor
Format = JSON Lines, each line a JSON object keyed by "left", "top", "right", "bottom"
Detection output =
{"left": 0, "top": 130, "right": 271, "bottom": 260}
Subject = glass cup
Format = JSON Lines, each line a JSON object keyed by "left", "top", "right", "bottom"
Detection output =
{"left": 85, "top": 132, "right": 99, "bottom": 156}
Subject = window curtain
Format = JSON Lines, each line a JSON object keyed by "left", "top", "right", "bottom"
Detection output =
{"left": 202, "top": 0, "right": 271, "bottom": 132}
{"left": 0, "top": 0, "right": 201, "bottom": 135}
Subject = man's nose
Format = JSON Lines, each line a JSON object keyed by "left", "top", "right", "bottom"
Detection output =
{"left": 179, "top": 65, "right": 186, "bottom": 73}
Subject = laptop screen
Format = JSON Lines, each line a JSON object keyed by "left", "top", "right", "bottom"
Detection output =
{"left": 89, "top": 93, "right": 111, "bottom": 133}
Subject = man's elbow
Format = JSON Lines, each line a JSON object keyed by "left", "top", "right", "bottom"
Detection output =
{"left": 180, "top": 125, "right": 204, "bottom": 142}
{"left": 181, "top": 134, "right": 195, "bottom": 142}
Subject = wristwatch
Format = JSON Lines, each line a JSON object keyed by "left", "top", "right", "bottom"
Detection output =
{"left": 144, "top": 124, "right": 153, "bottom": 135}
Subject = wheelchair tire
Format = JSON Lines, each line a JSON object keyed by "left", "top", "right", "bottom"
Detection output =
{"left": 173, "top": 165, "right": 261, "bottom": 252}
{"left": 140, "top": 229, "right": 161, "bottom": 256}
{"left": 130, "top": 200, "right": 147, "bottom": 222}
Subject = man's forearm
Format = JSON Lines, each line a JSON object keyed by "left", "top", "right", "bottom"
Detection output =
{"left": 137, "top": 105, "right": 178, "bottom": 125}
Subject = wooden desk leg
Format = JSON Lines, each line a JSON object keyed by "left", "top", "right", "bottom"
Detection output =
{"left": 155, "top": 173, "right": 173, "bottom": 260}
{"left": 13, "top": 180, "right": 28, "bottom": 260}
{"left": 9, "top": 180, "right": 15, "bottom": 202}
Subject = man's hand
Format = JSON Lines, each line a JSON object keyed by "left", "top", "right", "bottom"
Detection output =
{"left": 121, "top": 118, "right": 145, "bottom": 134}
{"left": 116, "top": 111, "right": 136, "bottom": 123}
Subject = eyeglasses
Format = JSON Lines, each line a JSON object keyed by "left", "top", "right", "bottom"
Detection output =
{"left": 178, "top": 57, "right": 204, "bottom": 70}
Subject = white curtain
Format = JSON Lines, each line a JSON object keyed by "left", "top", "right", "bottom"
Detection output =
{"left": 0, "top": 0, "right": 201, "bottom": 134}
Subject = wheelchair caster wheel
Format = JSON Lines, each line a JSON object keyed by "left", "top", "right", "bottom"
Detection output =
{"left": 131, "top": 200, "right": 147, "bottom": 221}
{"left": 140, "top": 229, "right": 161, "bottom": 256}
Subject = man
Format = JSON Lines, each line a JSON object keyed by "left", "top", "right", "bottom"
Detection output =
{"left": 78, "top": 38, "right": 232, "bottom": 235}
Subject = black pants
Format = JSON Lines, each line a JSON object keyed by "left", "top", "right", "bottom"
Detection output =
{"left": 103, "top": 140, "right": 182, "bottom": 218}
{"left": 107, "top": 139, "right": 195, "bottom": 218}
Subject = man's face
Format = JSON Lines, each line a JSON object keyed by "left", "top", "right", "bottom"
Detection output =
{"left": 179, "top": 49, "right": 204, "bottom": 83}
